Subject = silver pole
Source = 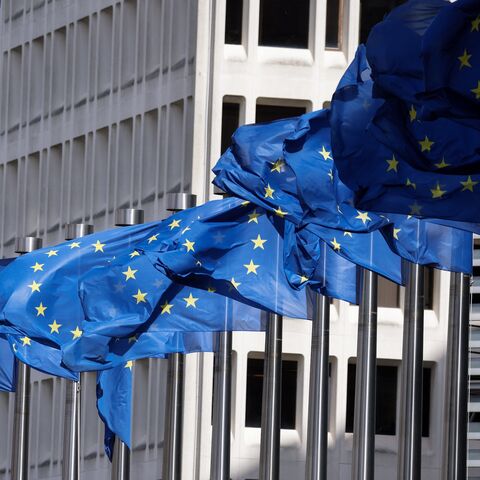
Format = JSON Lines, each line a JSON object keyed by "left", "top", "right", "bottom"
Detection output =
{"left": 110, "top": 209, "right": 145, "bottom": 480}
{"left": 442, "top": 272, "right": 470, "bottom": 480}
{"left": 210, "top": 330, "right": 232, "bottom": 480}
{"left": 163, "top": 193, "right": 197, "bottom": 480}
{"left": 62, "top": 223, "right": 93, "bottom": 480}
{"left": 305, "top": 292, "right": 331, "bottom": 480}
{"left": 11, "top": 236, "right": 43, "bottom": 480}
{"left": 351, "top": 268, "right": 378, "bottom": 480}
{"left": 398, "top": 261, "right": 424, "bottom": 480}
{"left": 259, "top": 313, "right": 283, "bottom": 480}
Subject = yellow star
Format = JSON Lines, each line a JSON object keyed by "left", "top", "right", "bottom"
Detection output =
{"left": 69, "top": 242, "right": 81, "bottom": 249}
{"left": 35, "top": 302, "right": 47, "bottom": 317}
{"left": 471, "top": 15, "right": 480, "bottom": 32}
{"left": 31, "top": 262, "right": 44, "bottom": 272}
{"left": 434, "top": 157, "right": 450, "bottom": 169}
{"left": 241, "top": 201, "right": 250, "bottom": 206}
{"left": 128, "top": 335, "right": 138, "bottom": 343}
{"left": 182, "top": 239, "right": 195, "bottom": 252}
{"left": 207, "top": 286, "right": 216, "bottom": 293}
{"left": 458, "top": 49, "right": 472, "bottom": 69}
{"left": 330, "top": 238, "right": 341, "bottom": 251}
{"left": 386, "top": 155, "right": 398, "bottom": 172}
{"left": 71, "top": 326, "right": 83, "bottom": 339}
{"left": 129, "top": 250, "right": 140, "bottom": 258}
{"left": 181, "top": 226, "right": 191, "bottom": 234}
{"left": 133, "top": 289, "right": 148, "bottom": 304}
{"left": 409, "top": 202, "right": 423, "bottom": 215}
{"left": 270, "top": 159, "right": 285, "bottom": 173}
{"left": 471, "top": 81, "right": 480, "bottom": 100}
{"left": 431, "top": 182, "right": 447, "bottom": 199}
{"left": 160, "top": 301, "right": 173, "bottom": 314}
{"left": 168, "top": 219, "right": 181, "bottom": 230}
{"left": 344, "top": 231, "right": 353, "bottom": 237}
{"left": 248, "top": 210, "right": 261, "bottom": 224}
{"left": 406, "top": 178, "right": 416, "bottom": 190}
{"left": 243, "top": 259, "right": 260, "bottom": 275}
{"left": 264, "top": 184, "right": 275, "bottom": 199}
{"left": 274, "top": 207, "right": 288, "bottom": 218}
{"left": 299, "top": 275, "right": 309, "bottom": 284}
{"left": 393, "top": 228, "right": 401, "bottom": 240}
{"left": 461, "top": 176, "right": 479, "bottom": 192}
{"left": 183, "top": 293, "right": 199, "bottom": 308}
{"left": 409, "top": 105, "right": 417, "bottom": 122}
{"left": 319, "top": 146, "right": 333, "bottom": 161}
{"left": 92, "top": 240, "right": 106, "bottom": 252}
{"left": 28, "top": 280, "right": 42, "bottom": 293}
{"left": 122, "top": 266, "right": 138, "bottom": 281}
{"left": 125, "top": 360, "right": 134, "bottom": 370}
{"left": 327, "top": 170, "right": 334, "bottom": 182}
{"left": 147, "top": 234, "right": 158, "bottom": 244}
{"left": 251, "top": 234, "right": 267, "bottom": 250}
{"left": 48, "top": 320, "right": 62, "bottom": 334}
{"left": 419, "top": 136, "right": 434, "bottom": 152}
{"left": 230, "top": 278, "right": 241, "bottom": 290}
{"left": 20, "top": 336, "right": 31, "bottom": 346}
{"left": 355, "top": 210, "right": 371, "bottom": 224}
{"left": 46, "top": 249, "right": 58, "bottom": 257}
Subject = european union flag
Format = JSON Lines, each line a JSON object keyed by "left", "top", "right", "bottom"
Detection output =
{"left": 0, "top": 222, "right": 165, "bottom": 378}
{"left": 331, "top": 0, "right": 480, "bottom": 223}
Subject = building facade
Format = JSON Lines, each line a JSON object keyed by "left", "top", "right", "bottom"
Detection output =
{"left": 0, "top": 0, "right": 475, "bottom": 479}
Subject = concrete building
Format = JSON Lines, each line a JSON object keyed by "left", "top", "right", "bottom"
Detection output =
{"left": 0, "top": 0, "right": 475, "bottom": 479}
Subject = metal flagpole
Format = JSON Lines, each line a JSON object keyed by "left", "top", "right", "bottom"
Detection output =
{"left": 442, "top": 271, "right": 470, "bottom": 480}
{"left": 162, "top": 193, "right": 197, "bottom": 480}
{"left": 351, "top": 268, "right": 378, "bottom": 480}
{"left": 210, "top": 185, "right": 232, "bottom": 480}
{"left": 210, "top": 329, "right": 232, "bottom": 480}
{"left": 398, "top": 261, "right": 424, "bottom": 480}
{"left": 305, "top": 292, "right": 331, "bottom": 480}
{"left": 11, "top": 236, "right": 43, "bottom": 480}
{"left": 109, "top": 208, "right": 145, "bottom": 480}
{"left": 259, "top": 313, "right": 283, "bottom": 480}
{"left": 62, "top": 223, "right": 94, "bottom": 480}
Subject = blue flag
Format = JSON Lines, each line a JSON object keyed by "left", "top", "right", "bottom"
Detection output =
{"left": 331, "top": 0, "right": 480, "bottom": 223}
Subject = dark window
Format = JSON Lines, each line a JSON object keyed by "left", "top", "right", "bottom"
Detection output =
{"left": 258, "top": 0, "right": 310, "bottom": 49}
{"left": 378, "top": 276, "right": 399, "bottom": 308}
{"left": 325, "top": 0, "right": 341, "bottom": 49}
{"left": 345, "top": 363, "right": 432, "bottom": 437}
{"left": 359, "top": 0, "right": 405, "bottom": 44}
{"left": 346, "top": 364, "right": 398, "bottom": 435}
{"left": 256, "top": 104, "right": 306, "bottom": 124}
{"left": 424, "top": 267, "right": 434, "bottom": 310}
{"left": 221, "top": 102, "right": 241, "bottom": 154}
{"left": 245, "top": 357, "right": 298, "bottom": 429}
{"left": 225, "top": 0, "right": 243, "bottom": 44}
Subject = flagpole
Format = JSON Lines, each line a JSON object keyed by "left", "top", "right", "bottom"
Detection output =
{"left": 259, "top": 312, "right": 283, "bottom": 480}
{"left": 61, "top": 223, "right": 94, "bottom": 480}
{"left": 398, "top": 261, "right": 424, "bottom": 480}
{"left": 163, "top": 193, "right": 197, "bottom": 480}
{"left": 11, "top": 236, "right": 43, "bottom": 480}
{"left": 442, "top": 271, "right": 470, "bottom": 480}
{"left": 305, "top": 291, "right": 331, "bottom": 480}
{"left": 351, "top": 267, "right": 378, "bottom": 480}
{"left": 210, "top": 329, "right": 232, "bottom": 480}
{"left": 210, "top": 186, "right": 233, "bottom": 480}
{"left": 109, "top": 209, "right": 145, "bottom": 480}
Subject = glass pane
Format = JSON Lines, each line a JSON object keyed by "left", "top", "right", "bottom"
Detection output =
{"left": 221, "top": 102, "right": 240, "bottom": 154}
{"left": 359, "top": 0, "right": 405, "bottom": 44}
{"left": 225, "top": 0, "right": 243, "bottom": 44}
{"left": 256, "top": 104, "right": 306, "bottom": 124}
{"left": 325, "top": 0, "right": 341, "bottom": 49}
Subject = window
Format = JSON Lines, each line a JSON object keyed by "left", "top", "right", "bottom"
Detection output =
{"left": 245, "top": 357, "right": 298, "bottom": 429}
{"left": 325, "top": 0, "right": 342, "bottom": 49}
{"left": 258, "top": 0, "right": 310, "bottom": 49}
{"left": 345, "top": 363, "right": 432, "bottom": 437}
{"left": 221, "top": 102, "right": 240, "bottom": 154}
{"left": 225, "top": 0, "right": 243, "bottom": 44}
{"left": 256, "top": 104, "right": 307, "bottom": 124}
{"left": 346, "top": 364, "right": 398, "bottom": 435}
{"left": 359, "top": 0, "right": 405, "bottom": 44}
